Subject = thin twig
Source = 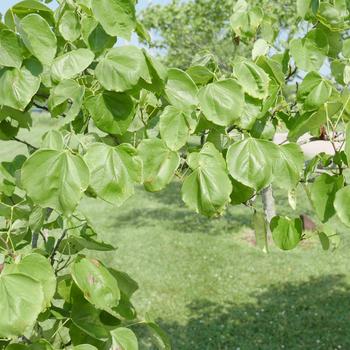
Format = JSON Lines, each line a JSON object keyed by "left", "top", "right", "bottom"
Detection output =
{"left": 50, "top": 229, "right": 68, "bottom": 265}
{"left": 32, "top": 102, "right": 49, "bottom": 112}
{"left": 12, "top": 137, "right": 38, "bottom": 150}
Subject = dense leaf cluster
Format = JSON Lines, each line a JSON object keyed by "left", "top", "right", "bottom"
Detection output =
{"left": 0, "top": 0, "right": 350, "bottom": 349}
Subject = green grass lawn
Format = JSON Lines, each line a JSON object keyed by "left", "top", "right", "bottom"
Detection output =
{"left": 1, "top": 113, "right": 350, "bottom": 349}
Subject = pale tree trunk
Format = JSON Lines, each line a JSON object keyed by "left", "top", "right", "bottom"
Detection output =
{"left": 261, "top": 185, "right": 276, "bottom": 235}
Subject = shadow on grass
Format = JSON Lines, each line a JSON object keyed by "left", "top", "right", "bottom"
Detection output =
{"left": 144, "top": 275, "right": 350, "bottom": 350}
{"left": 112, "top": 182, "right": 252, "bottom": 235}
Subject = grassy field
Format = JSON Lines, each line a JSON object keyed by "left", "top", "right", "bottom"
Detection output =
{"left": 1, "top": 114, "right": 350, "bottom": 349}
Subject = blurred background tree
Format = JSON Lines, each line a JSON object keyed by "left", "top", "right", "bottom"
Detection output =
{"left": 141, "top": 0, "right": 297, "bottom": 72}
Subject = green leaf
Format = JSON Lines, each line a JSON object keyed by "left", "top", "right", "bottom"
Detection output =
{"left": 334, "top": 186, "right": 350, "bottom": 227}
{"left": 21, "top": 150, "right": 90, "bottom": 215}
{"left": 6, "top": 344, "right": 27, "bottom": 350}
{"left": 159, "top": 106, "right": 196, "bottom": 151}
{"left": 181, "top": 143, "right": 232, "bottom": 217}
{"left": 226, "top": 138, "right": 279, "bottom": 191}
{"left": 310, "top": 174, "right": 344, "bottom": 223}
{"left": 51, "top": 49, "right": 94, "bottom": 82}
{"left": 198, "top": 79, "right": 244, "bottom": 126}
{"left": 186, "top": 65, "right": 214, "bottom": 86}
{"left": 145, "top": 313, "right": 171, "bottom": 350}
{"left": 165, "top": 68, "right": 198, "bottom": 111}
{"left": 69, "top": 323, "right": 105, "bottom": 348}
{"left": 230, "top": 1, "right": 263, "bottom": 37}
{"left": 288, "top": 109, "right": 327, "bottom": 142}
{"left": 273, "top": 143, "right": 304, "bottom": 190}
{"left": 297, "top": 0, "right": 314, "bottom": 18}
{"left": 18, "top": 14, "right": 57, "bottom": 65}
{"left": 4, "top": 253, "right": 56, "bottom": 308}
{"left": 331, "top": 60, "right": 345, "bottom": 85}
{"left": 41, "top": 130, "right": 64, "bottom": 150}
{"left": 71, "top": 296, "right": 110, "bottom": 340}
{"left": 0, "top": 29, "right": 23, "bottom": 68}
{"left": 85, "top": 91, "right": 135, "bottom": 135}
{"left": 298, "top": 72, "right": 332, "bottom": 111}
{"left": 252, "top": 39, "right": 269, "bottom": 60}
{"left": 71, "top": 256, "right": 120, "bottom": 310}
{"left": 109, "top": 269, "right": 138, "bottom": 298}
{"left": 0, "top": 273, "right": 44, "bottom": 338}
{"left": 48, "top": 79, "right": 85, "bottom": 119}
{"left": 230, "top": 177, "right": 255, "bottom": 205}
{"left": 270, "top": 216, "right": 302, "bottom": 250}
{"left": 290, "top": 29, "right": 328, "bottom": 72}
{"left": 84, "top": 143, "right": 142, "bottom": 206}
{"left": 81, "top": 16, "right": 116, "bottom": 54}
{"left": 252, "top": 211, "right": 268, "bottom": 253}
{"left": 239, "top": 95, "right": 262, "bottom": 130}
{"left": 317, "top": 1, "right": 348, "bottom": 31}
{"left": 110, "top": 328, "right": 138, "bottom": 350}
{"left": 306, "top": 80, "right": 332, "bottom": 110}
{"left": 91, "top": 0, "right": 136, "bottom": 39}
{"left": 29, "top": 205, "right": 45, "bottom": 232}
{"left": 233, "top": 61, "right": 270, "bottom": 99}
{"left": 72, "top": 346, "right": 98, "bottom": 350}
{"left": 138, "top": 139, "right": 180, "bottom": 192}
{"left": 343, "top": 65, "right": 350, "bottom": 85}
{"left": 256, "top": 56, "right": 285, "bottom": 86}
{"left": 142, "top": 50, "right": 167, "bottom": 93}
{"left": 95, "top": 46, "right": 150, "bottom": 92}
{"left": 5, "top": 0, "right": 54, "bottom": 30}
{"left": 59, "top": 10, "right": 81, "bottom": 42}
{"left": 345, "top": 122, "right": 350, "bottom": 162}
{"left": 318, "top": 231, "right": 330, "bottom": 251}
{"left": 0, "top": 66, "right": 40, "bottom": 110}
{"left": 342, "top": 38, "right": 350, "bottom": 58}
{"left": 60, "top": 235, "right": 116, "bottom": 254}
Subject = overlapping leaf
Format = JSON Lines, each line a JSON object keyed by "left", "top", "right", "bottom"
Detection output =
{"left": 310, "top": 174, "right": 344, "bottom": 223}
{"left": 198, "top": 79, "right": 244, "bottom": 126}
{"left": 0, "top": 65, "right": 40, "bottom": 110}
{"left": 270, "top": 216, "right": 302, "bottom": 250}
{"left": 51, "top": 49, "right": 94, "bottom": 82}
{"left": 85, "top": 91, "right": 135, "bottom": 135}
{"left": 0, "top": 273, "right": 44, "bottom": 337}
{"left": 273, "top": 143, "right": 304, "bottom": 190}
{"left": 165, "top": 68, "right": 198, "bottom": 111}
{"left": 91, "top": 0, "right": 136, "bottom": 39}
{"left": 84, "top": 143, "right": 142, "bottom": 206}
{"left": 232, "top": 61, "right": 270, "bottom": 99}
{"left": 0, "top": 29, "right": 23, "bottom": 68}
{"left": 21, "top": 149, "right": 90, "bottom": 215}
{"left": 3, "top": 253, "right": 56, "bottom": 308}
{"left": 290, "top": 29, "right": 328, "bottom": 71}
{"left": 48, "top": 79, "right": 85, "bottom": 119}
{"left": 59, "top": 10, "right": 81, "bottom": 42}
{"left": 96, "top": 46, "right": 150, "bottom": 92}
{"left": 71, "top": 257, "right": 120, "bottom": 310}
{"left": 138, "top": 139, "right": 180, "bottom": 192}
{"left": 159, "top": 106, "right": 197, "bottom": 151}
{"left": 182, "top": 143, "right": 232, "bottom": 217}
{"left": 226, "top": 138, "right": 279, "bottom": 191}
{"left": 18, "top": 14, "right": 57, "bottom": 64}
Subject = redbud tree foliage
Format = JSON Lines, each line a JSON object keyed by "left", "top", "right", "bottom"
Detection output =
{"left": 0, "top": 0, "right": 350, "bottom": 348}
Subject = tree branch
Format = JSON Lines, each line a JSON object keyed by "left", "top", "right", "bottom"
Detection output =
{"left": 12, "top": 137, "right": 38, "bottom": 151}
{"left": 32, "top": 102, "right": 49, "bottom": 112}
{"left": 50, "top": 229, "right": 68, "bottom": 265}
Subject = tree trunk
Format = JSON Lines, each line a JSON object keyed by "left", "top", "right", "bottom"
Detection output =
{"left": 261, "top": 185, "right": 276, "bottom": 235}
